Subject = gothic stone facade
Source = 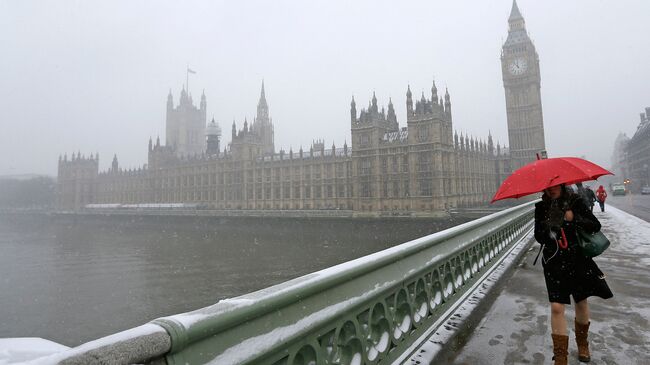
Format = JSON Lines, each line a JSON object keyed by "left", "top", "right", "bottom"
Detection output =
{"left": 57, "top": 81, "right": 510, "bottom": 215}
{"left": 58, "top": 2, "right": 547, "bottom": 215}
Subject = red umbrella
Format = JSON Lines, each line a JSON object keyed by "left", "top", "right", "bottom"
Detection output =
{"left": 491, "top": 157, "right": 613, "bottom": 203}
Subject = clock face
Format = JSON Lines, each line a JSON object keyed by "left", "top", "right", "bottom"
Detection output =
{"left": 508, "top": 57, "right": 528, "bottom": 75}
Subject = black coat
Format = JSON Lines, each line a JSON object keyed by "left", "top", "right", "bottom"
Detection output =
{"left": 534, "top": 190, "right": 613, "bottom": 304}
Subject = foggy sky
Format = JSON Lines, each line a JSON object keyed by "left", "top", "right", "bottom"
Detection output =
{"left": 1, "top": 0, "right": 649, "bottom": 176}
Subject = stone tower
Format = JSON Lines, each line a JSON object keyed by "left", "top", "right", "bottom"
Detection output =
{"left": 165, "top": 87, "right": 207, "bottom": 157}
{"left": 405, "top": 82, "right": 454, "bottom": 208}
{"left": 501, "top": 0, "right": 546, "bottom": 170}
{"left": 255, "top": 81, "right": 275, "bottom": 155}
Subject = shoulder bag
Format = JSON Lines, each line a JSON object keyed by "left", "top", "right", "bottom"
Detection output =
{"left": 577, "top": 229, "right": 610, "bottom": 257}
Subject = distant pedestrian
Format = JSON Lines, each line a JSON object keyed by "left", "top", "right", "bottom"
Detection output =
{"left": 534, "top": 184, "right": 613, "bottom": 365}
{"left": 584, "top": 186, "right": 597, "bottom": 211}
{"left": 596, "top": 185, "right": 607, "bottom": 212}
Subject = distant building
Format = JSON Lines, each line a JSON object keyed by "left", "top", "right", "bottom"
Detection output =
{"left": 57, "top": 152, "right": 99, "bottom": 211}
{"left": 610, "top": 132, "right": 630, "bottom": 179}
{"left": 624, "top": 107, "right": 650, "bottom": 191}
{"left": 57, "top": 1, "right": 546, "bottom": 215}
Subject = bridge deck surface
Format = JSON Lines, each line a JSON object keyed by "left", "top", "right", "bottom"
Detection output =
{"left": 451, "top": 206, "right": 650, "bottom": 365}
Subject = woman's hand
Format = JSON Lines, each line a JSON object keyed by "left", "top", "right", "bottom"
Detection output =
{"left": 564, "top": 210, "right": 574, "bottom": 222}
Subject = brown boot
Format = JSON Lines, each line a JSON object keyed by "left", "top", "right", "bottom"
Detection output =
{"left": 551, "top": 334, "right": 569, "bottom": 365}
{"left": 575, "top": 319, "right": 591, "bottom": 362}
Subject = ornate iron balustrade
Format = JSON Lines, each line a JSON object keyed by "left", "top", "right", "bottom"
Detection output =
{"left": 55, "top": 201, "right": 535, "bottom": 365}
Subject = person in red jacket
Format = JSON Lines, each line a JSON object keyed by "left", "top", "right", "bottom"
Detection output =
{"left": 596, "top": 185, "right": 607, "bottom": 212}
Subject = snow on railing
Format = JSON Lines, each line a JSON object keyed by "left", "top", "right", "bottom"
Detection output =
{"left": 32, "top": 201, "right": 536, "bottom": 365}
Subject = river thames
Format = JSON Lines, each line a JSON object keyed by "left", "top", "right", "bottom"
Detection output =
{"left": 0, "top": 213, "right": 469, "bottom": 347}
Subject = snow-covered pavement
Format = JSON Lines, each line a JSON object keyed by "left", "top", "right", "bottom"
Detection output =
{"left": 451, "top": 206, "right": 650, "bottom": 365}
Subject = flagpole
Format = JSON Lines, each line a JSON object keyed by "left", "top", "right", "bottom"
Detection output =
{"left": 186, "top": 65, "right": 189, "bottom": 93}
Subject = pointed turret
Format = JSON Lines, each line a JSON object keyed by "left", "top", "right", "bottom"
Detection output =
{"left": 431, "top": 80, "right": 438, "bottom": 103}
{"left": 200, "top": 89, "right": 206, "bottom": 110}
{"left": 232, "top": 120, "right": 237, "bottom": 139}
{"left": 371, "top": 91, "right": 378, "bottom": 113}
{"left": 148, "top": 137, "right": 153, "bottom": 151}
{"left": 508, "top": 0, "right": 525, "bottom": 31}
{"left": 350, "top": 95, "right": 357, "bottom": 123}
{"left": 444, "top": 87, "right": 451, "bottom": 114}
{"left": 406, "top": 85, "right": 413, "bottom": 114}
{"left": 387, "top": 97, "right": 397, "bottom": 125}
{"left": 488, "top": 131, "right": 494, "bottom": 153}
{"left": 167, "top": 89, "right": 173, "bottom": 110}
{"left": 257, "top": 80, "right": 268, "bottom": 112}
{"left": 111, "top": 154, "right": 119, "bottom": 172}
{"left": 255, "top": 80, "right": 274, "bottom": 154}
{"left": 509, "top": 0, "right": 523, "bottom": 22}
{"left": 180, "top": 86, "right": 188, "bottom": 105}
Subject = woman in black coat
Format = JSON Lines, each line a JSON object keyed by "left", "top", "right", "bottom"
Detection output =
{"left": 534, "top": 184, "right": 613, "bottom": 364}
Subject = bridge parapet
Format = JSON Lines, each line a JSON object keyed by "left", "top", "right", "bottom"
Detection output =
{"left": 50, "top": 201, "right": 535, "bottom": 365}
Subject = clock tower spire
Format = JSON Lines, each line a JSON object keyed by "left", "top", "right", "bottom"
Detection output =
{"left": 502, "top": 0, "right": 546, "bottom": 170}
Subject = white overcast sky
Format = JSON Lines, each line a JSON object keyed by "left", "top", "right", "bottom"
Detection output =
{"left": 1, "top": 0, "right": 648, "bottom": 176}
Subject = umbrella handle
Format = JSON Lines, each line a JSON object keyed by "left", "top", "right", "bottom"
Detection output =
{"left": 557, "top": 228, "right": 568, "bottom": 249}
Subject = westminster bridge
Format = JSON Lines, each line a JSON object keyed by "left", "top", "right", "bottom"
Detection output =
{"left": 7, "top": 197, "right": 650, "bottom": 364}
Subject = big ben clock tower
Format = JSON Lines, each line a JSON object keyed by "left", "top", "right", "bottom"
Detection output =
{"left": 502, "top": 0, "right": 546, "bottom": 170}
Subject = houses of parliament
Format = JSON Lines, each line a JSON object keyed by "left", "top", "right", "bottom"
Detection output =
{"left": 57, "top": 1, "right": 546, "bottom": 215}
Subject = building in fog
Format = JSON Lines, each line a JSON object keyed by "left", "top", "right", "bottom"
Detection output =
{"left": 58, "top": 82, "right": 511, "bottom": 214}
{"left": 166, "top": 88, "right": 207, "bottom": 157}
{"left": 624, "top": 108, "right": 650, "bottom": 191}
{"left": 57, "top": 1, "right": 546, "bottom": 215}
{"left": 610, "top": 132, "right": 630, "bottom": 179}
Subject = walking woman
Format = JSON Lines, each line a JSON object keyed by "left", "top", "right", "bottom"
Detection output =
{"left": 596, "top": 185, "right": 608, "bottom": 212}
{"left": 534, "top": 184, "right": 613, "bottom": 364}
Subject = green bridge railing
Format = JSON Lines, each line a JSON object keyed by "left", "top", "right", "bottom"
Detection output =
{"left": 55, "top": 201, "right": 536, "bottom": 365}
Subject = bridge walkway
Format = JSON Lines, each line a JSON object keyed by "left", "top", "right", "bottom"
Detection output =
{"left": 450, "top": 206, "right": 650, "bottom": 365}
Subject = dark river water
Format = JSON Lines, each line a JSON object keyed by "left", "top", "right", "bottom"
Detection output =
{"left": 0, "top": 212, "right": 469, "bottom": 347}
